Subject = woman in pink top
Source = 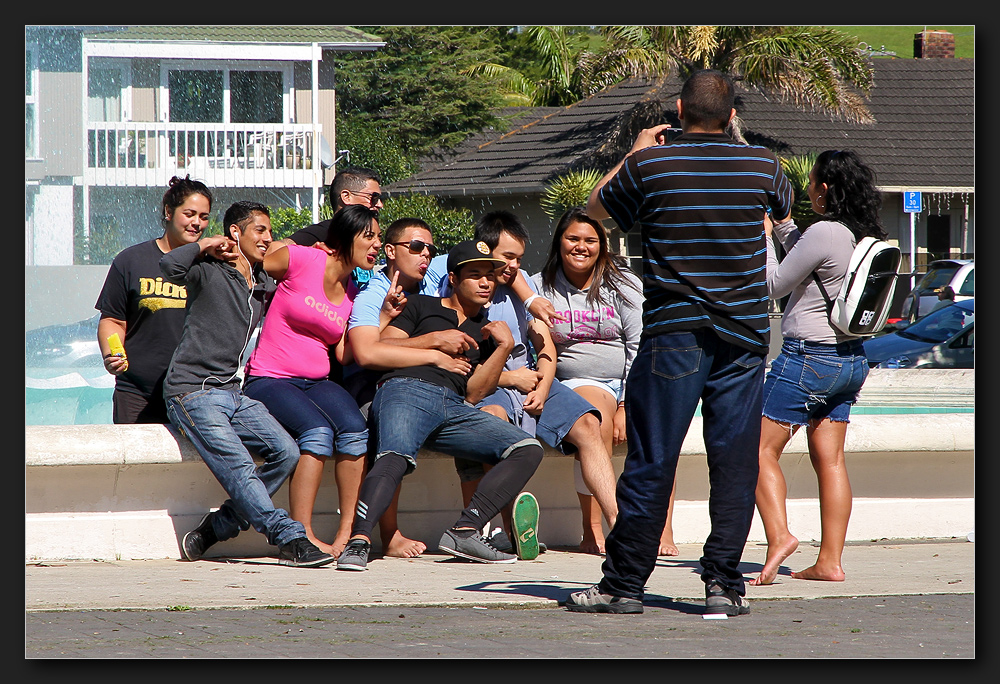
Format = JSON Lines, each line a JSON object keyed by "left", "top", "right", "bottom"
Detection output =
{"left": 244, "top": 204, "right": 382, "bottom": 556}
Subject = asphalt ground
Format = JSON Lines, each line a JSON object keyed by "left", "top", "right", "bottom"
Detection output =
{"left": 26, "top": 537, "right": 978, "bottom": 660}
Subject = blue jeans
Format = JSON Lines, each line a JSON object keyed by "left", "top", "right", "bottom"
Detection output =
{"left": 370, "top": 377, "right": 541, "bottom": 472}
{"left": 762, "top": 338, "right": 868, "bottom": 426}
{"left": 243, "top": 375, "right": 368, "bottom": 458}
{"left": 599, "top": 330, "right": 765, "bottom": 600}
{"left": 166, "top": 388, "right": 306, "bottom": 548}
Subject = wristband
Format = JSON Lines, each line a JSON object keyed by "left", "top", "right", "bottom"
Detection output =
{"left": 523, "top": 294, "right": 540, "bottom": 310}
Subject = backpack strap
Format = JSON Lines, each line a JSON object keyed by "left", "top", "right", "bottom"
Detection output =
{"left": 812, "top": 271, "right": 835, "bottom": 320}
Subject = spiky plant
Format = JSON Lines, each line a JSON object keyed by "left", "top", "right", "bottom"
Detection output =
{"left": 540, "top": 169, "right": 604, "bottom": 219}
{"left": 779, "top": 153, "right": 819, "bottom": 228}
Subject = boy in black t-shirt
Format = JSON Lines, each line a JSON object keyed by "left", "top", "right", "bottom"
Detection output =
{"left": 336, "top": 240, "right": 545, "bottom": 571}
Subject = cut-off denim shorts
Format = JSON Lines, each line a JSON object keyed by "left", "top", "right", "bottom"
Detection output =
{"left": 762, "top": 337, "right": 869, "bottom": 427}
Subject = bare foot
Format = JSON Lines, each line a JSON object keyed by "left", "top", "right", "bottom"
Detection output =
{"left": 580, "top": 534, "right": 605, "bottom": 555}
{"left": 382, "top": 531, "right": 426, "bottom": 558}
{"left": 791, "top": 563, "right": 846, "bottom": 582}
{"left": 749, "top": 535, "right": 799, "bottom": 586}
{"left": 658, "top": 540, "right": 679, "bottom": 556}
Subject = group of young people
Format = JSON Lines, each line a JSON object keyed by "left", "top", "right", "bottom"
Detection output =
{"left": 96, "top": 67, "right": 886, "bottom": 615}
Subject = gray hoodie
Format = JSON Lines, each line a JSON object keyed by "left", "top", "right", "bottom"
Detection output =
{"left": 530, "top": 266, "right": 643, "bottom": 395}
{"left": 160, "top": 242, "right": 274, "bottom": 398}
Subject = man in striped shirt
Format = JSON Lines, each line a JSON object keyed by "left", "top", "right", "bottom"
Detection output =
{"left": 567, "top": 69, "right": 794, "bottom": 616}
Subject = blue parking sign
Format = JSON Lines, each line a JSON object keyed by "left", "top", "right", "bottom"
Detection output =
{"left": 904, "top": 191, "right": 922, "bottom": 213}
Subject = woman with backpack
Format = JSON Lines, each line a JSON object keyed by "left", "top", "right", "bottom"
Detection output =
{"left": 751, "top": 149, "right": 887, "bottom": 585}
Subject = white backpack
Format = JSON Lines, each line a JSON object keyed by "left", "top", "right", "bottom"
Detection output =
{"left": 813, "top": 236, "right": 902, "bottom": 337}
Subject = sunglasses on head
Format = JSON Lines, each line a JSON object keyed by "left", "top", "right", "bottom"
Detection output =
{"left": 391, "top": 239, "right": 438, "bottom": 258}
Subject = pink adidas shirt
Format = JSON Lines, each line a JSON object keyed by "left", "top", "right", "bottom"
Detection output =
{"left": 246, "top": 245, "right": 358, "bottom": 380}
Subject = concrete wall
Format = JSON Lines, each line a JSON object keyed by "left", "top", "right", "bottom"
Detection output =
{"left": 25, "top": 406, "right": 975, "bottom": 562}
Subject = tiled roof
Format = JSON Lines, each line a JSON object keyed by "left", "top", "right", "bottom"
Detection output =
{"left": 84, "top": 25, "right": 383, "bottom": 45}
{"left": 389, "top": 58, "right": 974, "bottom": 196}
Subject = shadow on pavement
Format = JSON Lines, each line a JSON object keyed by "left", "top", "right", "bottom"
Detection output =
{"left": 452, "top": 579, "right": 705, "bottom": 614}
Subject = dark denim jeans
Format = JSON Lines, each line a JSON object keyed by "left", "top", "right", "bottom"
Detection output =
{"left": 166, "top": 388, "right": 306, "bottom": 548}
{"left": 599, "top": 330, "right": 765, "bottom": 600}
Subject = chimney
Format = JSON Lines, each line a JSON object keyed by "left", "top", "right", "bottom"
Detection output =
{"left": 914, "top": 30, "right": 955, "bottom": 58}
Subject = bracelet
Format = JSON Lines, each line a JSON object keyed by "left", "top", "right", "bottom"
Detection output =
{"left": 523, "top": 294, "right": 540, "bottom": 310}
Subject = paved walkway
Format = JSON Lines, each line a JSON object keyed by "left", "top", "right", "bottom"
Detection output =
{"left": 27, "top": 538, "right": 973, "bottom": 612}
{"left": 25, "top": 538, "right": 976, "bottom": 659}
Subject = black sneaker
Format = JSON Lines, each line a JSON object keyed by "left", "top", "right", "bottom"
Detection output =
{"left": 439, "top": 528, "right": 517, "bottom": 564}
{"left": 565, "top": 584, "right": 644, "bottom": 614}
{"left": 705, "top": 581, "right": 750, "bottom": 616}
{"left": 487, "top": 527, "right": 546, "bottom": 555}
{"left": 336, "top": 538, "right": 371, "bottom": 571}
{"left": 181, "top": 512, "right": 218, "bottom": 561}
{"left": 487, "top": 528, "right": 514, "bottom": 554}
{"left": 277, "top": 538, "right": 335, "bottom": 568}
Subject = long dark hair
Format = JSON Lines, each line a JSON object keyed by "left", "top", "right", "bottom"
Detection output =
{"left": 539, "top": 207, "right": 640, "bottom": 309}
{"left": 326, "top": 204, "right": 379, "bottom": 264}
{"left": 813, "top": 149, "right": 887, "bottom": 241}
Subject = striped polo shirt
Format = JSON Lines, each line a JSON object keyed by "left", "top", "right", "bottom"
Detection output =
{"left": 599, "top": 132, "right": 794, "bottom": 352}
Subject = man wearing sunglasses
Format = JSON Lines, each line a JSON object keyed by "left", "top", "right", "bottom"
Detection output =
{"left": 280, "top": 166, "right": 385, "bottom": 250}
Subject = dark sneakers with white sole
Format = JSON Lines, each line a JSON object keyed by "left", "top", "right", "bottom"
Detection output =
{"left": 704, "top": 581, "right": 750, "bottom": 616}
{"left": 565, "top": 585, "right": 644, "bottom": 614}
{"left": 277, "top": 538, "right": 335, "bottom": 568}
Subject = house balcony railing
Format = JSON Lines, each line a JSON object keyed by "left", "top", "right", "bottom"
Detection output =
{"left": 85, "top": 122, "right": 321, "bottom": 189}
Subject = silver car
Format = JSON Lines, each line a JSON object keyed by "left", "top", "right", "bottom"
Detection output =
{"left": 901, "top": 259, "right": 974, "bottom": 322}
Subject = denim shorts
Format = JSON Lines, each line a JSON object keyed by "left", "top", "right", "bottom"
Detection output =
{"left": 762, "top": 338, "right": 869, "bottom": 426}
{"left": 454, "top": 378, "right": 599, "bottom": 482}
{"left": 478, "top": 378, "right": 598, "bottom": 451}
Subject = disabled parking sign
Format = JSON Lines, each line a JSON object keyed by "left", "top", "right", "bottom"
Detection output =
{"left": 903, "top": 191, "right": 922, "bottom": 213}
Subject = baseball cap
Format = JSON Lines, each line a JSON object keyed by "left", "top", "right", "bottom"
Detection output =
{"left": 446, "top": 239, "right": 506, "bottom": 274}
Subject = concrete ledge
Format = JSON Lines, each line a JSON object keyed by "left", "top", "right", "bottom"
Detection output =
{"left": 25, "top": 411, "right": 975, "bottom": 468}
{"left": 25, "top": 410, "right": 974, "bottom": 562}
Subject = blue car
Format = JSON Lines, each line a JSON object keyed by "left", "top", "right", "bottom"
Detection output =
{"left": 862, "top": 300, "right": 974, "bottom": 369}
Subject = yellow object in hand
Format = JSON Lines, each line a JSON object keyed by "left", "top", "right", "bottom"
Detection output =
{"left": 107, "top": 333, "right": 129, "bottom": 371}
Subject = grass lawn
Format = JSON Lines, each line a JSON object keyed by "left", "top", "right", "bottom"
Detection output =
{"left": 831, "top": 26, "right": 975, "bottom": 59}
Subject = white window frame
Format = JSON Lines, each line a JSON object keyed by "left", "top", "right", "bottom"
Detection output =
{"left": 158, "top": 60, "right": 293, "bottom": 124}
{"left": 25, "top": 43, "right": 39, "bottom": 159}
{"left": 87, "top": 57, "right": 133, "bottom": 123}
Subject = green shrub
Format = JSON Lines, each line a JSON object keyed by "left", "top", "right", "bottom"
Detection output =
{"left": 268, "top": 206, "right": 315, "bottom": 241}
{"left": 379, "top": 194, "right": 475, "bottom": 254}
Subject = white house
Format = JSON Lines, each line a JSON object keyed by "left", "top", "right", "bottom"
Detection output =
{"left": 25, "top": 25, "right": 384, "bottom": 268}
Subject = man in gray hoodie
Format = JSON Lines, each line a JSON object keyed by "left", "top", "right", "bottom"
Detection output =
{"left": 161, "top": 200, "right": 334, "bottom": 569}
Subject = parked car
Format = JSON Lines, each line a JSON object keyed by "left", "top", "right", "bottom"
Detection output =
{"left": 900, "top": 259, "right": 974, "bottom": 322}
{"left": 863, "top": 300, "right": 974, "bottom": 369}
{"left": 25, "top": 314, "right": 102, "bottom": 368}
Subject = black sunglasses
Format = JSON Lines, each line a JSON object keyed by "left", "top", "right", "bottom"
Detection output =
{"left": 348, "top": 189, "right": 382, "bottom": 205}
{"left": 391, "top": 239, "right": 438, "bottom": 258}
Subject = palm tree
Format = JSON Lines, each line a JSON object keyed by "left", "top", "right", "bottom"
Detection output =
{"left": 599, "top": 26, "right": 875, "bottom": 125}
{"left": 465, "top": 26, "right": 600, "bottom": 107}
{"left": 472, "top": 26, "right": 875, "bottom": 125}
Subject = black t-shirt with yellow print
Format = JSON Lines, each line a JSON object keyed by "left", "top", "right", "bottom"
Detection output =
{"left": 95, "top": 239, "right": 189, "bottom": 400}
